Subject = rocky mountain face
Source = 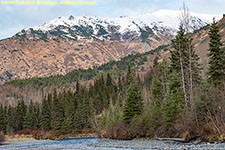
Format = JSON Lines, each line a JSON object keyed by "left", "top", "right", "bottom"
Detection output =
{"left": 0, "top": 10, "right": 220, "bottom": 83}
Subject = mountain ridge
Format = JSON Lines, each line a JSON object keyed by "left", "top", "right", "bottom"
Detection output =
{"left": 17, "top": 9, "right": 221, "bottom": 42}
{"left": 0, "top": 10, "right": 223, "bottom": 84}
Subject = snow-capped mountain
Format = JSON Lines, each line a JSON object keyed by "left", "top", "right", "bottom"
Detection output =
{"left": 0, "top": 10, "right": 223, "bottom": 83}
{"left": 16, "top": 9, "right": 221, "bottom": 42}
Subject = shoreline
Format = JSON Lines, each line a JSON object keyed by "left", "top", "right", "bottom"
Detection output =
{"left": 4, "top": 134, "right": 36, "bottom": 143}
{"left": 2, "top": 136, "right": 225, "bottom": 150}
{"left": 3, "top": 133, "right": 98, "bottom": 143}
{"left": 3, "top": 132, "right": 225, "bottom": 145}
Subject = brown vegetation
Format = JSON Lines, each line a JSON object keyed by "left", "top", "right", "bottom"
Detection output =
{"left": 0, "top": 131, "right": 5, "bottom": 143}
{"left": 0, "top": 36, "right": 169, "bottom": 84}
{"left": 101, "top": 122, "right": 133, "bottom": 140}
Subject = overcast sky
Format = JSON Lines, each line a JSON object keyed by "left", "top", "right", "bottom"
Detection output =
{"left": 0, "top": 0, "right": 224, "bottom": 40}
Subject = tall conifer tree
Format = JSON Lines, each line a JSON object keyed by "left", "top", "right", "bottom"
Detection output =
{"left": 208, "top": 21, "right": 225, "bottom": 87}
{"left": 123, "top": 80, "right": 143, "bottom": 124}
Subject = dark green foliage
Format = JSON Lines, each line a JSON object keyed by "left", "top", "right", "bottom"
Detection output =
{"left": 5, "top": 71, "right": 13, "bottom": 80}
{"left": 1, "top": 84, "right": 97, "bottom": 134}
{"left": 15, "top": 100, "right": 26, "bottom": 131}
{"left": 148, "top": 60, "right": 169, "bottom": 135}
{"left": 140, "top": 26, "right": 154, "bottom": 42}
{"left": 123, "top": 80, "right": 143, "bottom": 124}
{"left": 70, "top": 25, "right": 94, "bottom": 39}
{"left": 151, "top": 75, "right": 163, "bottom": 104}
{"left": 97, "top": 24, "right": 108, "bottom": 36}
{"left": 40, "top": 94, "right": 52, "bottom": 130}
{"left": 0, "top": 105, "right": 6, "bottom": 133}
{"left": 126, "top": 65, "right": 133, "bottom": 86}
{"left": 74, "top": 88, "right": 94, "bottom": 132}
{"left": 6, "top": 106, "right": 15, "bottom": 133}
{"left": 30, "top": 29, "right": 48, "bottom": 42}
{"left": 149, "top": 75, "right": 163, "bottom": 132}
{"left": 153, "top": 56, "right": 159, "bottom": 68}
{"left": 62, "top": 91, "right": 75, "bottom": 133}
{"left": 106, "top": 73, "right": 112, "bottom": 87}
{"left": 15, "top": 29, "right": 27, "bottom": 39}
{"left": 24, "top": 101, "right": 36, "bottom": 129}
{"left": 163, "top": 71, "right": 185, "bottom": 127}
{"left": 51, "top": 90, "right": 64, "bottom": 131}
{"left": 208, "top": 22, "right": 225, "bottom": 87}
{"left": 170, "top": 24, "right": 201, "bottom": 109}
{"left": 10, "top": 49, "right": 18, "bottom": 53}
{"left": 170, "top": 25, "right": 188, "bottom": 72}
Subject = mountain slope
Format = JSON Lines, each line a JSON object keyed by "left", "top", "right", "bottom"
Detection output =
{"left": 0, "top": 10, "right": 221, "bottom": 83}
{"left": 1, "top": 16, "right": 225, "bottom": 106}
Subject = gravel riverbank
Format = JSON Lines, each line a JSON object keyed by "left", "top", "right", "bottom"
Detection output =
{"left": 1, "top": 137, "right": 225, "bottom": 150}
{"left": 89, "top": 138, "right": 225, "bottom": 150}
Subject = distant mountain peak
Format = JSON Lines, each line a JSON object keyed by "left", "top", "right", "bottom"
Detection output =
{"left": 1, "top": 11, "right": 224, "bottom": 84}
{"left": 69, "top": 15, "right": 75, "bottom": 20}
{"left": 14, "top": 9, "right": 223, "bottom": 43}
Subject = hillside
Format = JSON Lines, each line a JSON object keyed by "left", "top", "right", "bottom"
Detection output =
{"left": 0, "top": 10, "right": 216, "bottom": 84}
{"left": 0, "top": 44, "right": 170, "bottom": 106}
{"left": 193, "top": 16, "right": 225, "bottom": 76}
{"left": 1, "top": 15, "right": 224, "bottom": 106}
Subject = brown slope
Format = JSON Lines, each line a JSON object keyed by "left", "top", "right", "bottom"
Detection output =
{"left": 0, "top": 34, "right": 170, "bottom": 83}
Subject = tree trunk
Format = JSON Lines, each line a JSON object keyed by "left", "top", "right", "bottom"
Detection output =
{"left": 179, "top": 40, "right": 188, "bottom": 107}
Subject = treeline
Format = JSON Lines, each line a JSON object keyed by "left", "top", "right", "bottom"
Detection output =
{"left": 0, "top": 72, "right": 123, "bottom": 135}
{"left": 0, "top": 14, "right": 224, "bottom": 141}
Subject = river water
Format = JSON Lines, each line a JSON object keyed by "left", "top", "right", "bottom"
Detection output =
{"left": 1, "top": 137, "right": 225, "bottom": 150}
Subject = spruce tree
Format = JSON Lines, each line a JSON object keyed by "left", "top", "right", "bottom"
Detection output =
{"left": 149, "top": 60, "right": 169, "bottom": 132}
{"left": 34, "top": 103, "right": 40, "bottom": 129}
{"left": 6, "top": 106, "right": 14, "bottom": 133}
{"left": 208, "top": 21, "right": 225, "bottom": 87}
{"left": 179, "top": 4, "right": 202, "bottom": 110}
{"left": 153, "top": 56, "right": 159, "bottom": 68}
{"left": 149, "top": 75, "right": 163, "bottom": 130}
{"left": 0, "top": 105, "right": 6, "bottom": 132}
{"left": 24, "top": 101, "right": 36, "bottom": 129}
{"left": 106, "top": 73, "right": 112, "bottom": 87}
{"left": 62, "top": 91, "right": 75, "bottom": 133}
{"left": 74, "top": 88, "right": 94, "bottom": 131}
{"left": 51, "top": 90, "right": 64, "bottom": 131}
{"left": 170, "top": 25, "right": 188, "bottom": 105}
{"left": 123, "top": 80, "right": 143, "bottom": 124}
{"left": 76, "top": 79, "right": 80, "bottom": 94}
{"left": 40, "top": 94, "right": 52, "bottom": 130}
{"left": 170, "top": 24, "right": 201, "bottom": 109}
{"left": 74, "top": 89, "right": 85, "bottom": 132}
{"left": 163, "top": 71, "right": 185, "bottom": 127}
{"left": 118, "top": 77, "right": 123, "bottom": 92}
{"left": 126, "top": 65, "right": 133, "bottom": 86}
{"left": 15, "top": 100, "right": 26, "bottom": 131}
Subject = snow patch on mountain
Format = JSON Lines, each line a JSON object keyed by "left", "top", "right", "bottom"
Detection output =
{"left": 21, "top": 9, "right": 222, "bottom": 41}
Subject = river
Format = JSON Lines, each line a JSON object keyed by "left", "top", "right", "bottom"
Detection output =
{"left": 1, "top": 137, "right": 225, "bottom": 150}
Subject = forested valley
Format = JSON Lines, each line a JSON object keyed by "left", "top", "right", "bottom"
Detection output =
{"left": 0, "top": 11, "right": 225, "bottom": 142}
